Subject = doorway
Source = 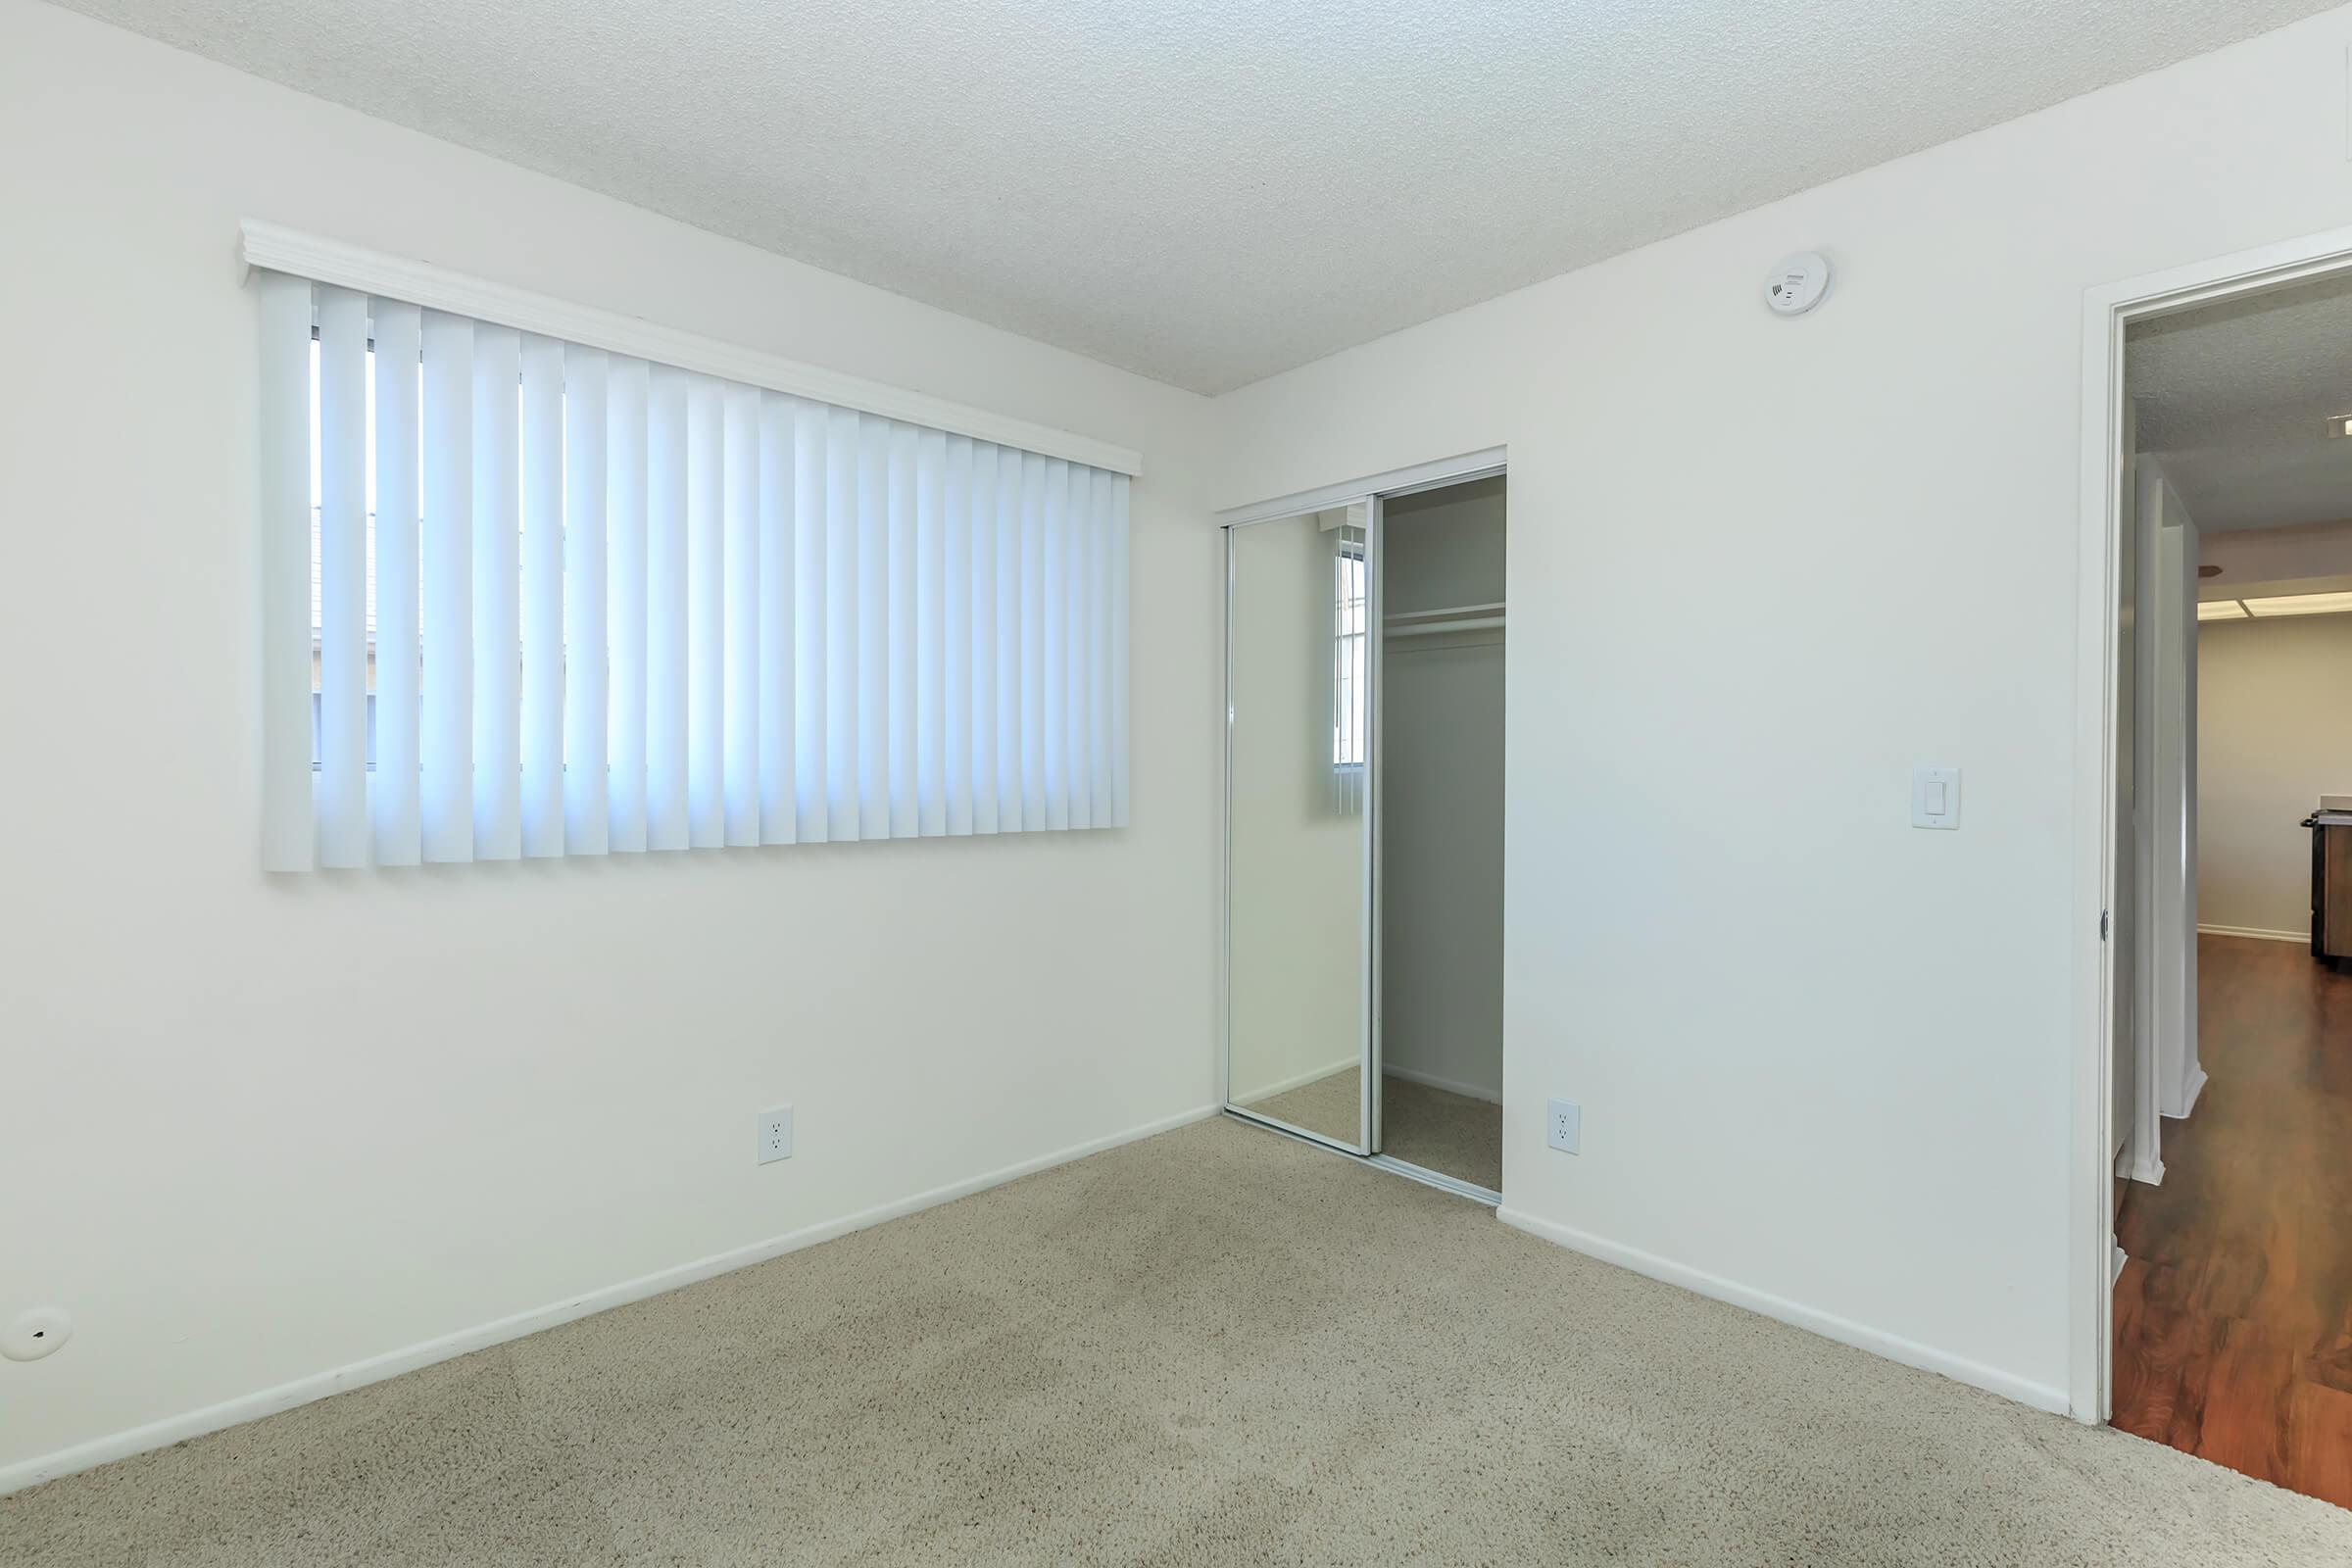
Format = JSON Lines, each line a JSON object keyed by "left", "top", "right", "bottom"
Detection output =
{"left": 1221, "top": 458, "right": 1506, "bottom": 1201}
{"left": 2086, "top": 231, "right": 2352, "bottom": 1506}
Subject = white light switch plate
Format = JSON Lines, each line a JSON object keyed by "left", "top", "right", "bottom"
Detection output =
{"left": 1911, "top": 766, "right": 1960, "bottom": 830}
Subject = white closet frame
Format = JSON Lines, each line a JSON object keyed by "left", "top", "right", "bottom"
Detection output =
{"left": 1214, "top": 448, "right": 1506, "bottom": 1203}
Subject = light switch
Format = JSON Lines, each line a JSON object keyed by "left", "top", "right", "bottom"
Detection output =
{"left": 1912, "top": 766, "right": 1961, "bottom": 830}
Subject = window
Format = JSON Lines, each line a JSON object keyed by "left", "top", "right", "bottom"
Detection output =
{"left": 261, "top": 270, "right": 1132, "bottom": 871}
{"left": 308, "top": 337, "right": 398, "bottom": 769}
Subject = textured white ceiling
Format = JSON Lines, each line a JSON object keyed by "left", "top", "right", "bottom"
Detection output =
{"left": 47, "top": 0, "right": 2339, "bottom": 393}
{"left": 2130, "top": 271, "right": 2352, "bottom": 534}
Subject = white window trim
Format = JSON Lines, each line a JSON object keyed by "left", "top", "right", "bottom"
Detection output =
{"left": 239, "top": 220, "right": 1144, "bottom": 479}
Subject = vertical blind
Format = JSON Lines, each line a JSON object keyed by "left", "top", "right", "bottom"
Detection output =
{"left": 259, "top": 271, "right": 1132, "bottom": 871}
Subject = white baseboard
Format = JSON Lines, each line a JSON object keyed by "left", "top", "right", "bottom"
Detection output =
{"left": 1494, "top": 1206, "right": 2070, "bottom": 1417}
{"left": 0, "top": 1102, "right": 1220, "bottom": 1498}
{"left": 2162, "top": 1064, "right": 2208, "bottom": 1121}
{"left": 1380, "top": 1064, "right": 1502, "bottom": 1104}
{"left": 1230, "top": 1057, "right": 1357, "bottom": 1106}
{"left": 2196, "top": 923, "right": 2307, "bottom": 944}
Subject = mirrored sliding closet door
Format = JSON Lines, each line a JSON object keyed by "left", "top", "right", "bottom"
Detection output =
{"left": 1224, "top": 502, "right": 1377, "bottom": 1154}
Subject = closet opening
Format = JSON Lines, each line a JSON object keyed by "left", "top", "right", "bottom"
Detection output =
{"left": 1221, "top": 463, "right": 1505, "bottom": 1203}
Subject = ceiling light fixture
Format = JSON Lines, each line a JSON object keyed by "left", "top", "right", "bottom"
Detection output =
{"left": 2243, "top": 591, "right": 2352, "bottom": 617}
{"left": 2330, "top": 416, "right": 2352, "bottom": 439}
{"left": 2197, "top": 600, "right": 2248, "bottom": 620}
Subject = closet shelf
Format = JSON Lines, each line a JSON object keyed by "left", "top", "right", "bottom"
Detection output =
{"left": 1385, "top": 601, "right": 1505, "bottom": 639}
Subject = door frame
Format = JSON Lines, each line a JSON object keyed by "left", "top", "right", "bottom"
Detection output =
{"left": 1216, "top": 446, "right": 1507, "bottom": 1195}
{"left": 2072, "top": 223, "right": 2352, "bottom": 1424}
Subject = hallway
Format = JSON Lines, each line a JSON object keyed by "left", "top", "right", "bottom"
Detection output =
{"left": 2113, "top": 934, "right": 2352, "bottom": 1507}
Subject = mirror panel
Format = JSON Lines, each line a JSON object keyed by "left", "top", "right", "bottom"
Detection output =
{"left": 1225, "top": 507, "right": 1370, "bottom": 1152}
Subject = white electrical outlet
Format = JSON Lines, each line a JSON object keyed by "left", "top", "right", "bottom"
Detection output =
{"left": 1546, "top": 1099, "right": 1581, "bottom": 1154}
{"left": 757, "top": 1105, "right": 794, "bottom": 1165}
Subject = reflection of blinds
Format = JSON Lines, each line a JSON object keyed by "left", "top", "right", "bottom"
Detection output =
{"left": 259, "top": 272, "right": 1133, "bottom": 872}
{"left": 1329, "top": 504, "right": 1367, "bottom": 816}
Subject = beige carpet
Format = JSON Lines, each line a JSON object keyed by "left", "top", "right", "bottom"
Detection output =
{"left": 1245, "top": 1066, "right": 1502, "bottom": 1191}
{"left": 7, "top": 1118, "right": 2351, "bottom": 1566}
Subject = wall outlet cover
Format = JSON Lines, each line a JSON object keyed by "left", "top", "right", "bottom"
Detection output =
{"left": 758, "top": 1105, "right": 794, "bottom": 1165}
{"left": 1546, "top": 1099, "right": 1581, "bottom": 1154}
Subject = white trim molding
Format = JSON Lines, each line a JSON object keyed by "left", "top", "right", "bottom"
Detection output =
{"left": 2165, "top": 1064, "right": 2210, "bottom": 1120}
{"left": 238, "top": 220, "right": 1144, "bottom": 478}
{"left": 2195, "top": 923, "right": 2308, "bottom": 944}
{"left": 2072, "top": 217, "right": 2352, "bottom": 1427}
{"left": 1497, "top": 1207, "right": 2069, "bottom": 1416}
{"left": 0, "top": 1102, "right": 1217, "bottom": 1497}
{"left": 1216, "top": 447, "right": 1505, "bottom": 525}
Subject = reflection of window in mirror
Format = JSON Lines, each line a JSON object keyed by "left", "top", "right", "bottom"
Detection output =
{"left": 1333, "top": 545, "right": 1365, "bottom": 767}
{"left": 1328, "top": 511, "right": 1366, "bottom": 816}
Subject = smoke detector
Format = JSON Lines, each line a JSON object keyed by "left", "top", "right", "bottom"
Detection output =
{"left": 1765, "top": 252, "right": 1832, "bottom": 317}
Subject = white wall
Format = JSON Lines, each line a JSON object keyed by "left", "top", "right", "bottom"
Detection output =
{"left": 0, "top": 0, "right": 1220, "bottom": 1485}
{"left": 1213, "top": 4, "right": 2352, "bottom": 1410}
{"left": 2197, "top": 614, "right": 2352, "bottom": 938}
{"left": 1380, "top": 481, "right": 1505, "bottom": 1102}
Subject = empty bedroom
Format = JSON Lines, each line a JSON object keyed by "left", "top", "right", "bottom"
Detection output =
{"left": 8, "top": 1, "right": 2352, "bottom": 1563}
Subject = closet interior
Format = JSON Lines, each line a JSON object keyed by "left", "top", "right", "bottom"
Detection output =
{"left": 1224, "top": 470, "right": 1505, "bottom": 1199}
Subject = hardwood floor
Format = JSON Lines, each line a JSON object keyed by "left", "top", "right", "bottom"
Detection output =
{"left": 2113, "top": 934, "right": 2352, "bottom": 1508}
